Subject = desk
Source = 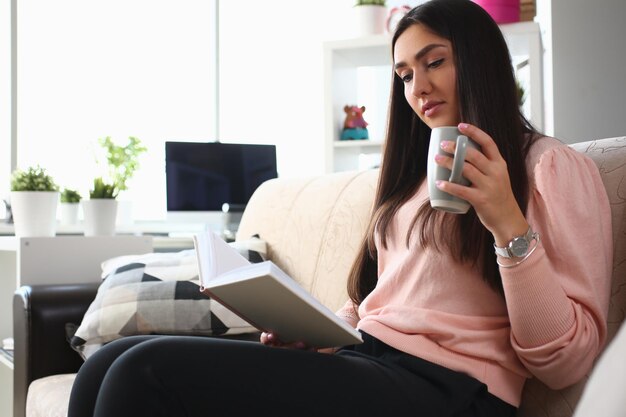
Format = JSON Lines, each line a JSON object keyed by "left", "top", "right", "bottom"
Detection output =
{"left": 0, "top": 220, "right": 213, "bottom": 237}
{"left": 0, "top": 235, "right": 198, "bottom": 341}
{"left": 0, "top": 236, "right": 158, "bottom": 341}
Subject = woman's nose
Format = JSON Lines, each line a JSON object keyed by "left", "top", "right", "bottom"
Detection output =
{"left": 411, "top": 76, "right": 431, "bottom": 97}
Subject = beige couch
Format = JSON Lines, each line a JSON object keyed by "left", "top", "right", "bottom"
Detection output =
{"left": 19, "top": 136, "right": 626, "bottom": 417}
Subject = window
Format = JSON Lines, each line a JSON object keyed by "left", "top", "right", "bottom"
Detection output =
{"left": 9, "top": 0, "right": 356, "bottom": 222}
{"left": 0, "top": 0, "right": 11, "bottom": 206}
{"left": 15, "top": 0, "right": 217, "bottom": 220}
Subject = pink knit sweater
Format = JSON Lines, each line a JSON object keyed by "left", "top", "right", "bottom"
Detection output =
{"left": 336, "top": 137, "right": 613, "bottom": 407}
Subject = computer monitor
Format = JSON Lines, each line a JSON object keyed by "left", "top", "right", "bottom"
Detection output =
{"left": 165, "top": 141, "right": 278, "bottom": 227}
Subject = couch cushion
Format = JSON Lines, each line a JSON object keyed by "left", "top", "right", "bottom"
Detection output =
{"left": 68, "top": 238, "right": 266, "bottom": 359}
{"left": 238, "top": 137, "right": 626, "bottom": 417}
{"left": 569, "top": 136, "right": 626, "bottom": 340}
{"left": 237, "top": 169, "right": 378, "bottom": 312}
{"left": 26, "top": 374, "right": 75, "bottom": 417}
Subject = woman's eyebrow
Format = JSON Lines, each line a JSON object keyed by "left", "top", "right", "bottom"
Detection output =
{"left": 394, "top": 43, "right": 447, "bottom": 70}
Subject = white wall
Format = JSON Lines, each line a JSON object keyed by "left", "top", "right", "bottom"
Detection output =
{"left": 218, "top": 0, "right": 354, "bottom": 179}
{"left": 218, "top": 0, "right": 425, "bottom": 179}
{"left": 537, "top": 0, "right": 626, "bottom": 143}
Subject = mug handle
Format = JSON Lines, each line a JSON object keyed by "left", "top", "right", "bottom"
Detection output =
{"left": 449, "top": 135, "right": 468, "bottom": 184}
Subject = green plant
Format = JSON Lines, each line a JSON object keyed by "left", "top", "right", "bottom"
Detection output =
{"left": 98, "top": 136, "right": 147, "bottom": 192}
{"left": 356, "top": 0, "right": 386, "bottom": 5}
{"left": 61, "top": 188, "right": 82, "bottom": 203}
{"left": 89, "top": 177, "right": 118, "bottom": 199}
{"left": 10, "top": 165, "right": 59, "bottom": 192}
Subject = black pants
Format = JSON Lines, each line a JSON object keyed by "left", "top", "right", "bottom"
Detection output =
{"left": 68, "top": 332, "right": 516, "bottom": 417}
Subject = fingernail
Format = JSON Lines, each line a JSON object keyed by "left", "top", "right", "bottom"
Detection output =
{"left": 458, "top": 123, "right": 469, "bottom": 129}
{"left": 435, "top": 180, "right": 443, "bottom": 188}
{"left": 434, "top": 154, "right": 443, "bottom": 162}
{"left": 440, "top": 141, "right": 450, "bottom": 149}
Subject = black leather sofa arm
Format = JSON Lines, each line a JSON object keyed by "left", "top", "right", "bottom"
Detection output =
{"left": 13, "top": 283, "right": 99, "bottom": 417}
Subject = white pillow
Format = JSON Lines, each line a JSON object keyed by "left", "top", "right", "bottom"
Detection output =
{"left": 572, "top": 322, "right": 626, "bottom": 417}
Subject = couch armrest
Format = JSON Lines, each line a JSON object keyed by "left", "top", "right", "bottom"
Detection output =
{"left": 13, "top": 283, "right": 99, "bottom": 417}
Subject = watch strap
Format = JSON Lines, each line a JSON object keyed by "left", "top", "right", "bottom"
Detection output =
{"left": 494, "top": 226, "right": 536, "bottom": 258}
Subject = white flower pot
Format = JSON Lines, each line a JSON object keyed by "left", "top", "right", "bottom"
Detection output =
{"left": 10, "top": 191, "right": 59, "bottom": 237}
{"left": 353, "top": 5, "right": 387, "bottom": 36}
{"left": 82, "top": 199, "right": 118, "bottom": 236}
{"left": 59, "top": 202, "right": 80, "bottom": 225}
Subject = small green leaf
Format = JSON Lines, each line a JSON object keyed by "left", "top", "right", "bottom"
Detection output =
{"left": 61, "top": 188, "right": 82, "bottom": 203}
{"left": 10, "top": 165, "right": 59, "bottom": 192}
{"left": 89, "top": 177, "right": 118, "bottom": 199}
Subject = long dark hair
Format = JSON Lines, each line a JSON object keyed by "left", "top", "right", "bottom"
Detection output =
{"left": 347, "top": 0, "right": 539, "bottom": 305}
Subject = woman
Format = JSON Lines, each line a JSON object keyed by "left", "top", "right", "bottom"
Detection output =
{"left": 68, "top": 1, "right": 612, "bottom": 416}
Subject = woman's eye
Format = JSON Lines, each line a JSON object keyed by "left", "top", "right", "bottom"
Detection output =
{"left": 427, "top": 58, "right": 444, "bottom": 69}
{"left": 400, "top": 73, "right": 412, "bottom": 83}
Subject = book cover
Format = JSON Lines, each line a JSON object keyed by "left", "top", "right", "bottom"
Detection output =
{"left": 193, "top": 231, "right": 363, "bottom": 348}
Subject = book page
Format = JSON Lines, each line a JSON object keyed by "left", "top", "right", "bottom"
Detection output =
{"left": 193, "top": 231, "right": 251, "bottom": 287}
{"left": 203, "top": 261, "right": 363, "bottom": 348}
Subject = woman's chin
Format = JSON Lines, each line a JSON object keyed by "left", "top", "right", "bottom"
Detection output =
{"left": 422, "top": 117, "right": 460, "bottom": 129}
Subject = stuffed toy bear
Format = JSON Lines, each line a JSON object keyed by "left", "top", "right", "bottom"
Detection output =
{"left": 340, "top": 105, "right": 369, "bottom": 140}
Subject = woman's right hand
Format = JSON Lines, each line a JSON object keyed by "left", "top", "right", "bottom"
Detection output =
{"left": 260, "top": 332, "right": 338, "bottom": 354}
{"left": 260, "top": 332, "right": 315, "bottom": 351}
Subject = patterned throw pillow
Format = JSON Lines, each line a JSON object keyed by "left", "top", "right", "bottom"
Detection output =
{"left": 67, "top": 237, "right": 266, "bottom": 360}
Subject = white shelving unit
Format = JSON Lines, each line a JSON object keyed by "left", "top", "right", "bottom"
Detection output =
{"left": 323, "top": 34, "right": 391, "bottom": 173}
{"left": 323, "top": 21, "right": 543, "bottom": 174}
{"left": 501, "top": 21, "right": 544, "bottom": 131}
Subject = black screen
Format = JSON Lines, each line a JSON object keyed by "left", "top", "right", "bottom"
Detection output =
{"left": 165, "top": 141, "right": 278, "bottom": 211}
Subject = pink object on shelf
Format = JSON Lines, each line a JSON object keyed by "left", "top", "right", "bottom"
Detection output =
{"left": 473, "top": 0, "right": 520, "bottom": 24}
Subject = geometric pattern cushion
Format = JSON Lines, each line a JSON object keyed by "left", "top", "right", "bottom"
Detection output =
{"left": 68, "top": 238, "right": 266, "bottom": 360}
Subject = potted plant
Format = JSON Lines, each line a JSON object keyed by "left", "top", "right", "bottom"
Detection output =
{"left": 354, "top": 0, "right": 387, "bottom": 36}
{"left": 10, "top": 165, "right": 59, "bottom": 237}
{"left": 82, "top": 177, "right": 119, "bottom": 236}
{"left": 98, "top": 136, "right": 147, "bottom": 226}
{"left": 59, "top": 188, "right": 82, "bottom": 226}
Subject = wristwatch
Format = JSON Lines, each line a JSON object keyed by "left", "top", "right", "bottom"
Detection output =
{"left": 493, "top": 226, "right": 538, "bottom": 258}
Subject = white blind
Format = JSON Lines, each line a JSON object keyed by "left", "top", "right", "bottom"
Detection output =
{"left": 16, "top": 0, "right": 217, "bottom": 220}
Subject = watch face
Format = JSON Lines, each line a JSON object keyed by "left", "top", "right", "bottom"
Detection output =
{"left": 510, "top": 237, "right": 530, "bottom": 258}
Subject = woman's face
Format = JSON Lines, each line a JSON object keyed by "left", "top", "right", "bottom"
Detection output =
{"left": 393, "top": 24, "right": 460, "bottom": 129}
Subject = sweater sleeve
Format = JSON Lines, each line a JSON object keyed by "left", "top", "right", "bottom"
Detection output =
{"left": 336, "top": 299, "right": 360, "bottom": 329}
{"left": 500, "top": 146, "right": 613, "bottom": 389}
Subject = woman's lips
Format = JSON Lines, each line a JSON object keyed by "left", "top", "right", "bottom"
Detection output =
{"left": 424, "top": 102, "right": 443, "bottom": 118}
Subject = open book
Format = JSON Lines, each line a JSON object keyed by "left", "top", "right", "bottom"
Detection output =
{"left": 192, "top": 231, "right": 363, "bottom": 348}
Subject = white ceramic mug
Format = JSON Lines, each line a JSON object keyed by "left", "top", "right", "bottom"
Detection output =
{"left": 427, "top": 126, "right": 480, "bottom": 214}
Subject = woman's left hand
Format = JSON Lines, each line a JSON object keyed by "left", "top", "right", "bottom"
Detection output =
{"left": 434, "top": 123, "right": 528, "bottom": 246}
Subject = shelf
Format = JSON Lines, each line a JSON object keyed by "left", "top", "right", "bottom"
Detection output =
{"left": 333, "top": 140, "right": 383, "bottom": 149}
{"left": 323, "top": 35, "right": 391, "bottom": 67}
{"left": 324, "top": 21, "right": 543, "bottom": 173}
